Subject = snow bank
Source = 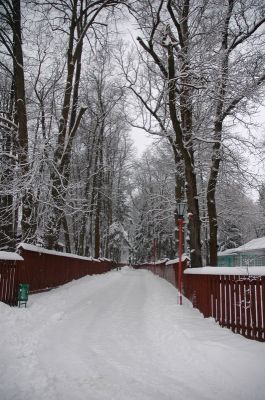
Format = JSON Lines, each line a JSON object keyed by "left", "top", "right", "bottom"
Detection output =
{"left": 0, "top": 251, "right": 23, "bottom": 261}
{"left": 185, "top": 266, "right": 265, "bottom": 276}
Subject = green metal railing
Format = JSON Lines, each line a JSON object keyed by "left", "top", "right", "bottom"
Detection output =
{"left": 218, "top": 254, "right": 265, "bottom": 267}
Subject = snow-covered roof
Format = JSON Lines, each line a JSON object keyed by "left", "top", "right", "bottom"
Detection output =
{"left": 184, "top": 266, "right": 265, "bottom": 276}
{"left": 18, "top": 243, "right": 101, "bottom": 262}
{"left": 0, "top": 251, "right": 23, "bottom": 261}
{"left": 218, "top": 237, "right": 265, "bottom": 256}
{"left": 235, "top": 237, "right": 265, "bottom": 253}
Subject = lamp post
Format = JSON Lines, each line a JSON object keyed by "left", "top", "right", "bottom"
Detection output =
{"left": 176, "top": 201, "right": 186, "bottom": 305}
{"left": 153, "top": 238, "right": 157, "bottom": 264}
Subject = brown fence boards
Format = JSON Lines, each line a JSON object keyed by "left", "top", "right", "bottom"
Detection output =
{"left": 255, "top": 280, "right": 262, "bottom": 340}
{"left": 0, "top": 246, "right": 117, "bottom": 306}
{"left": 19, "top": 249, "right": 105, "bottom": 293}
{"left": 184, "top": 272, "right": 265, "bottom": 342}
{"left": 18, "top": 248, "right": 115, "bottom": 294}
{"left": 251, "top": 282, "right": 257, "bottom": 339}
{"left": 0, "top": 260, "right": 19, "bottom": 306}
{"left": 261, "top": 278, "right": 265, "bottom": 341}
{"left": 230, "top": 277, "right": 236, "bottom": 333}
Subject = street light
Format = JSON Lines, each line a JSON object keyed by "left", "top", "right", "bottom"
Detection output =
{"left": 176, "top": 201, "right": 186, "bottom": 220}
{"left": 176, "top": 201, "right": 187, "bottom": 305}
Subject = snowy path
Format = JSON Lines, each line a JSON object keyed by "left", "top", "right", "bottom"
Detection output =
{"left": 1, "top": 267, "right": 265, "bottom": 400}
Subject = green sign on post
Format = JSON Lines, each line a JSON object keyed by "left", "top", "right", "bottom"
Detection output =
{"left": 18, "top": 283, "right": 29, "bottom": 307}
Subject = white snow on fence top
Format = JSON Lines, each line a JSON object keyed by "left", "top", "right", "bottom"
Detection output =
{"left": 184, "top": 266, "right": 265, "bottom": 276}
{"left": 0, "top": 251, "right": 23, "bottom": 261}
{"left": 166, "top": 254, "right": 190, "bottom": 265}
{"left": 18, "top": 243, "right": 102, "bottom": 262}
{"left": 155, "top": 258, "right": 169, "bottom": 265}
{"left": 218, "top": 237, "right": 265, "bottom": 256}
{"left": 99, "top": 257, "right": 111, "bottom": 262}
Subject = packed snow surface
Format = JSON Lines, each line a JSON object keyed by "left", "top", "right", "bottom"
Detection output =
{"left": 1, "top": 267, "right": 265, "bottom": 400}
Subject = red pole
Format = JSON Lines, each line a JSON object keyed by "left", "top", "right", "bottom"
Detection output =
{"left": 153, "top": 238, "right": 156, "bottom": 264}
{"left": 178, "top": 218, "right": 183, "bottom": 305}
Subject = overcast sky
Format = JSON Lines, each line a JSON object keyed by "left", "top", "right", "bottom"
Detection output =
{"left": 130, "top": 127, "right": 155, "bottom": 155}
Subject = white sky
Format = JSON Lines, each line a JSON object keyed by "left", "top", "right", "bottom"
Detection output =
{"left": 130, "top": 127, "right": 156, "bottom": 155}
{"left": 129, "top": 106, "right": 265, "bottom": 202}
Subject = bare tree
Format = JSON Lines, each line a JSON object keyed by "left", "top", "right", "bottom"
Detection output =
{"left": 205, "top": 0, "right": 265, "bottom": 265}
{"left": 121, "top": 0, "right": 265, "bottom": 266}
{"left": 37, "top": 0, "right": 126, "bottom": 249}
{"left": 68, "top": 43, "right": 131, "bottom": 258}
{"left": 0, "top": 0, "right": 39, "bottom": 244}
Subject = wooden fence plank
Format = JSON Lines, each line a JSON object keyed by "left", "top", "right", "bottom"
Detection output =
{"left": 245, "top": 279, "right": 251, "bottom": 339}
{"left": 220, "top": 276, "right": 226, "bottom": 327}
{"left": 250, "top": 280, "right": 257, "bottom": 340}
{"left": 256, "top": 279, "right": 263, "bottom": 341}
{"left": 262, "top": 279, "right": 265, "bottom": 341}
{"left": 0, "top": 261, "right": 19, "bottom": 306}
{"left": 239, "top": 279, "right": 246, "bottom": 336}
{"left": 230, "top": 276, "right": 236, "bottom": 333}
{"left": 215, "top": 275, "right": 220, "bottom": 323}
{"left": 225, "top": 276, "right": 231, "bottom": 329}
{"left": 234, "top": 278, "right": 241, "bottom": 335}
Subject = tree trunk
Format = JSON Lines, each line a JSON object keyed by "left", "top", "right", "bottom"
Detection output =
{"left": 62, "top": 214, "right": 71, "bottom": 253}
{"left": 43, "top": 1, "right": 85, "bottom": 249}
{"left": 0, "top": 80, "right": 16, "bottom": 250}
{"left": 94, "top": 123, "right": 104, "bottom": 258}
{"left": 206, "top": 1, "right": 233, "bottom": 265}
{"left": 173, "top": 148, "right": 185, "bottom": 257}
{"left": 207, "top": 122, "right": 222, "bottom": 266}
{"left": 12, "top": 0, "right": 36, "bottom": 243}
{"left": 167, "top": 37, "right": 202, "bottom": 267}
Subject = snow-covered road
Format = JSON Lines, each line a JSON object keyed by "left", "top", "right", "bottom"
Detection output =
{"left": 1, "top": 267, "right": 265, "bottom": 400}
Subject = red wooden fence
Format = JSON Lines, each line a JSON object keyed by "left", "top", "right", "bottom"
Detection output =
{"left": 0, "top": 244, "right": 117, "bottom": 306}
{"left": 2, "top": 249, "right": 264, "bottom": 341}
{"left": 134, "top": 262, "right": 265, "bottom": 342}
{"left": 0, "top": 259, "right": 21, "bottom": 306}
{"left": 183, "top": 272, "right": 265, "bottom": 342}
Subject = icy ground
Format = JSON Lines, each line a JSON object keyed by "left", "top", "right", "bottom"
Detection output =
{"left": 1, "top": 267, "right": 265, "bottom": 400}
